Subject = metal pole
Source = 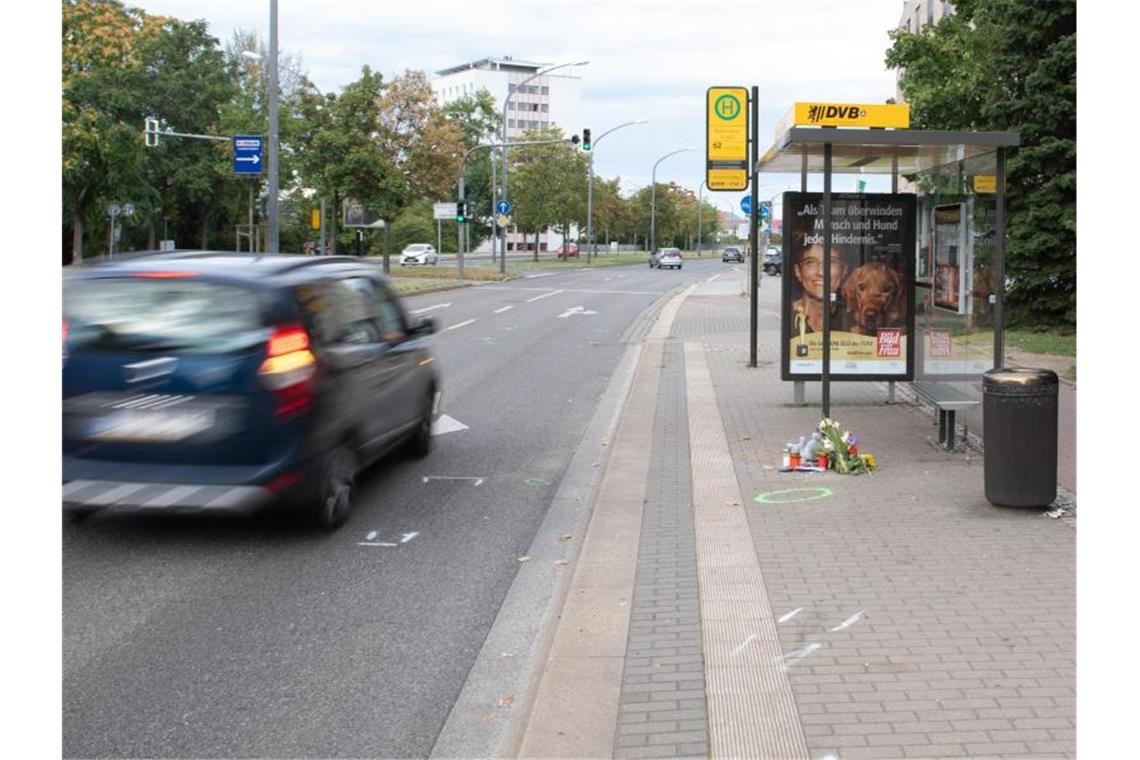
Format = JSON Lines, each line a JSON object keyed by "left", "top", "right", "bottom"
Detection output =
{"left": 995, "top": 147, "right": 1006, "bottom": 369}
{"left": 491, "top": 148, "right": 498, "bottom": 267}
{"left": 587, "top": 151, "right": 594, "bottom": 262}
{"left": 458, "top": 174, "right": 466, "bottom": 280}
{"left": 650, "top": 168, "right": 657, "bottom": 256}
{"left": 697, "top": 182, "right": 703, "bottom": 257}
{"left": 319, "top": 198, "right": 327, "bottom": 255}
{"left": 822, "top": 142, "right": 833, "bottom": 419}
{"left": 437, "top": 218, "right": 441, "bottom": 255}
{"left": 267, "top": 0, "right": 280, "bottom": 253}
{"left": 249, "top": 182, "right": 254, "bottom": 254}
{"left": 108, "top": 206, "right": 116, "bottom": 257}
{"left": 749, "top": 86, "right": 759, "bottom": 368}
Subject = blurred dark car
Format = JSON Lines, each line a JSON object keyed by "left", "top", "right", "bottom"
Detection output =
{"left": 555, "top": 242, "right": 579, "bottom": 260}
{"left": 763, "top": 247, "right": 782, "bottom": 275}
{"left": 722, "top": 246, "right": 744, "bottom": 263}
{"left": 62, "top": 252, "right": 440, "bottom": 529}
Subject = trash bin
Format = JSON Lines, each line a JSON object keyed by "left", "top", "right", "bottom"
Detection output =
{"left": 982, "top": 368, "right": 1059, "bottom": 507}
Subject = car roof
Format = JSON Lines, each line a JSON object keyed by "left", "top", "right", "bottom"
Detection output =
{"left": 65, "top": 250, "right": 386, "bottom": 285}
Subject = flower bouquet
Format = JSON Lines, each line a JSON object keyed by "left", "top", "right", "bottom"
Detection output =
{"left": 817, "top": 418, "right": 877, "bottom": 475}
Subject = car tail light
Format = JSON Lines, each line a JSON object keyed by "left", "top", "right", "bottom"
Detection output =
{"left": 63, "top": 317, "right": 69, "bottom": 367}
{"left": 259, "top": 324, "right": 317, "bottom": 418}
{"left": 133, "top": 271, "right": 197, "bottom": 279}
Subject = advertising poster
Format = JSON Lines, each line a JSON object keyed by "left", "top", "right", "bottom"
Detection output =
{"left": 934, "top": 204, "right": 963, "bottom": 311}
{"left": 781, "top": 192, "right": 917, "bottom": 381}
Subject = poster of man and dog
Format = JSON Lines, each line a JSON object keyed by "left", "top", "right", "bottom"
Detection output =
{"left": 780, "top": 192, "right": 917, "bottom": 381}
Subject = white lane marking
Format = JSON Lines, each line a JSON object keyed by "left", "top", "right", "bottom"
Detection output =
{"left": 358, "top": 542, "right": 398, "bottom": 547}
{"left": 432, "top": 414, "right": 469, "bottom": 435}
{"left": 556, "top": 306, "right": 599, "bottom": 319}
{"left": 494, "top": 306, "right": 513, "bottom": 314}
{"left": 707, "top": 273, "right": 722, "bottom": 283}
{"left": 778, "top": 607, "right": 804, "bottom": 623}
{"left": 731, "top": 634, "right": 758, "bottom": 657}
{"left": 422, "top": 476, "right": 485, "bottom": 486}
{"left": 525, "top": 272, "right": 556, "bottom": 279}
{"left": 830, "top": 610, "right": 865, "bottom": 632}
{"left": 410, "top": 302, "right": 452, "bottom": 315}
{"left": 366, "top": 530, "right": 379, "bottom": 541}
{"left": 445, "top": 318, "right": 476, "bottom": 331}
{"left": 526, "top": 289, "right": 564, "bottom": 302}
{"left": 400, "top": 531, "right": 420, "bottom": 543}
{"left": 483, "top": 286, "right": 659, "bottom": 296}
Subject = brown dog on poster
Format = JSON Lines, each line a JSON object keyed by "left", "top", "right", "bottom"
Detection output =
{"left": 842, "top": 261, "right": 906, "bottom": 335}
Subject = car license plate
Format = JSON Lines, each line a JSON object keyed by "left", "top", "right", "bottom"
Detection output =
{"left": 88, "top": 409, "right": 214, "bottom": 442}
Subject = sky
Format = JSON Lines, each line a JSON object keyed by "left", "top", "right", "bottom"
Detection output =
{"left": 126, "top": 0, "right": 909, "bottom": 217}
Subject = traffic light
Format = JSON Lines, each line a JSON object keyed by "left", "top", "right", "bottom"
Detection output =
{"left": 570, "top": 134, "right": 580, "bottom": 146}
{"left": 456, "top": 201, "right": 468, "bottom": 223}
{"left": 582, "top": 128, "right": 591, "bottom": 151}
{"left": 144, "top": 117, "right": 159, "bottom": 147}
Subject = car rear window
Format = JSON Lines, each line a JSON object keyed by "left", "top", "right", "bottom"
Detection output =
{"left": 65, "top": 277, "right": 267, "bottom": 354}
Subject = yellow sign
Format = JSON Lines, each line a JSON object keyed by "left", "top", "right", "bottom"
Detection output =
{"left": 789, "top": 102, "right": 910, "bottom": 129}
{"left": 707, "top": 86, "right": 749, "bottom": 191}
{"left": 973, "top": 175, "right": 996, "bottom": 194}
{"left": 310, "top": 208, "right": 320, "bottom": 229}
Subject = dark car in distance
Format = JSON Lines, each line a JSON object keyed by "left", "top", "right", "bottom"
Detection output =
{"left": 722, "top": 246, "right": 744, "bottom": 263}
{"left": 62, "top": 251, "right": 440, "bottom": 529}
{"left": 763, "top": 246, "right": 782, "bottom": 275}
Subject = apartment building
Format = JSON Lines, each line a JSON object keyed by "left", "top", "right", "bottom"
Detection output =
{"left": 896, "top": 1, "right": 956, "bottom": 101}
{"left": 432, "top": 57, "right": 584, "bottom": 252}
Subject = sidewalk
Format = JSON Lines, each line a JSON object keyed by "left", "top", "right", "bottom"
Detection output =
{"left": 519, "top": 266, "right": 1075, "bottom": 759}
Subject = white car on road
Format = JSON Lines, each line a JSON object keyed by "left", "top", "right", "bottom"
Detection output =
{"left": 400, "top": 244, "right": 439, "bottom": 266}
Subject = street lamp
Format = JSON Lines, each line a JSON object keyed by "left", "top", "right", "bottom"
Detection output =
{"left": 500, "top": 60, "right": 588, "bottom": 269}
{"left": 650, "top": 148, "right": 696, "bottom": 256}
{"left": 587, "top": 119, "right": 647, "bottom": 262}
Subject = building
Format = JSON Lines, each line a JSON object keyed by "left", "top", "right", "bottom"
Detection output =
{"left": 432, "top": 57, "right": 585, "bottom": 252}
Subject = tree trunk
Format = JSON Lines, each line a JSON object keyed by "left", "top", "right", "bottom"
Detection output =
{"left": 329, "top": 190, "right": 339, "bottom": 255}
{"left": 147, "top": 222, "right": 156, "bottom": 251}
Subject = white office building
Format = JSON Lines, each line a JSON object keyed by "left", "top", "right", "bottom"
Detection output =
{"left": 432, "top": 57, "right": 584, "bottom": 252}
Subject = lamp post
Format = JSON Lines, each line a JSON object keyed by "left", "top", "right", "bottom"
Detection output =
{"left": 266, "top": 0, "right": 280, "bottom": 252}
{"left": 500, "top": 60, "right": 588, "bottom": 269}
{"left": 697, "top": 181, "right": 707, "bottom": 257}
{"left": 587, "top": 119, "right": 647, "bottom": 262}
{"left": 650, "top": 148, "right": 696, "bottom": 256}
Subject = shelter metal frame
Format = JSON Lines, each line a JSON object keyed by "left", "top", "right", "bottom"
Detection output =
{"left": 754, "top": 126, "right": 1020, "bottom": 418}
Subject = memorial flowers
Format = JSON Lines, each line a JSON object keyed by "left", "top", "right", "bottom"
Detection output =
{"left": 817, "top": 418, "right": 876, "bottom": 475}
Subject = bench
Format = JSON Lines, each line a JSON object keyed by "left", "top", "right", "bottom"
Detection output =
{"left": 911, "top": 381, "right": 980, "bottom": 450}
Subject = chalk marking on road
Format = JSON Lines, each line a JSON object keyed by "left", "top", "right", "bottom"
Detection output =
{"left": 366, "top": 530, "right": 379, "bottom": 541}
{"left": 400, "top": 531, "right": 420, "bottom": 543}
{"left": 422, "top": 476, "right": 485, "bottom": 486}
{"left": 707, "top": 273, "right": 722, "bottom": 283}
{"left": 494, "top": 306, "right": 514, "bottom": 314}
{"left": 523, "top": 477, "right": 551, "bottom": 487}
{"left": 731, "top": 634, "right": 758, "bottom": 657}
{"left": 524, "top": 273, "right": 556, "bottom": 279}
{"left": 556, "top": 306, "right": 599, "bottom": 319}
{"left": 358, "top": 542, "right": 399, "bottom": 547}
{"left": 830, "top": 611, "right": 865, "bottom": 632}
{"left": 410, "top": 302, "right": 452, "bottom": 315}
{"left": 432, "top": 414, "right": 469, "bottom": 435}
{"left": 781, "top": 642, "right": 822, "bottom": 668}
{"left": 778, "top": 607, "right": 804, "bottom": 623}
{"left": 755, "top": 487, "right": 834, "bottom": 504}
{"left": 446, "top": 318, "right": 477, "bottom": 331}
{"left": 526, "top": 289, "right": 564, "bottom": 303}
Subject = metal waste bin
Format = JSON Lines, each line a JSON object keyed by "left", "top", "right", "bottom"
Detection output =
{"left": 982, "top": 368, "right": 1058, "bottom": 507}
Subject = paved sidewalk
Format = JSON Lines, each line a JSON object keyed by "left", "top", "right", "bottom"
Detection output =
{"left": 520, "top": 266, "right": 1075, "bottom": 759}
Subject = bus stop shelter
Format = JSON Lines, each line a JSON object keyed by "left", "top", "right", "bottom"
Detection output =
{"left": 754, "top": 124, "right": 1020, "bottom": 418}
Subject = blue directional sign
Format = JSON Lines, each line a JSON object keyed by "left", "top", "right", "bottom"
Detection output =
{"left": 233, "top": 135, "right": 263, "bottom": 176}
{"left": 740, "top": 195, "right": 751, "bottom": 215}
{"left": 759, "top": 202, "right": 771, "bottom": 221}
{"left": 496, "top": 200, "right": 511, "bottom": 215}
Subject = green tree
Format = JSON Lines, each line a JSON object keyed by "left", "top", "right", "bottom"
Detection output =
{"left": 886, "top": 0, "right": 1076, "bottom": 328}
{"left": 443, "top": 89, "right": 502, "bottom": 249}
{"left": 511, "top": 127, "right": 587, "bottom": 256}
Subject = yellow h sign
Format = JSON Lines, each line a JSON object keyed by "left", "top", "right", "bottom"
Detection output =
{"left": 706, "top": 86, "right": 749, "bottom": 191}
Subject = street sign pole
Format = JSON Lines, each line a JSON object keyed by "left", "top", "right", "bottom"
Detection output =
{"left": 749, "top": 85, "right": 759, "bottom": 369}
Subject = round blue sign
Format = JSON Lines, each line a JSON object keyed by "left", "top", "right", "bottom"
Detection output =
{"left": 760, "top": 202, "right": 771, "bottom": 220}
{"left": 740, "top": 196, "right": 751, "bottom": 215}
{"left": 496, "top": 200, "right": 511, "bottom": 215}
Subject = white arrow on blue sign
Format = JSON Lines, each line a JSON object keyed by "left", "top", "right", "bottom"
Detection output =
{"left": 760, "top": 202, "right": 771, "bottom": 221}
{"left": 740, "top": 195, "right": 751, "bottom": 215}
{"left": 496, "top": 200, "right": 511, "bottom": 215}
{"left": 233, "top": 135, "right": 263, "bottom": 176}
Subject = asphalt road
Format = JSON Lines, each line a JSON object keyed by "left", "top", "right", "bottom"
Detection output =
{"left": 62, "top": 256, "right": 736, "bottom": 758}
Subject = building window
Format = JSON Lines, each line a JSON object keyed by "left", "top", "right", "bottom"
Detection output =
{"left": 508, "top": 119, "right": 516, "bottom": 128}
{"left": 508, "top": 83, "right": 517, "bottom": 93}
{"left": 541, "top": 104, "right": 549, "bottom": 113}
{"left": 541, "top": 86, "right": 549, "bottom": 95}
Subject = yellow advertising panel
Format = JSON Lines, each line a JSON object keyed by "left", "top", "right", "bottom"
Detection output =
{"left": 707, "top": 86, "right": 749, "bottom": 192}
{"left": 973, "top": 175, "right": 996, "bottom": 194}
{"left": 789, "top": 102, "right": 910, "bottom": 129}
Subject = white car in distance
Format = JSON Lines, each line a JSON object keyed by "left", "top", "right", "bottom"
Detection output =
{"left": 400, "top": 244, "right": 439, "bottom": 266}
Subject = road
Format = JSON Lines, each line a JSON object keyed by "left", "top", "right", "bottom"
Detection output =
{"left": 62, "top": 256, "right": 735, "bottom": 758}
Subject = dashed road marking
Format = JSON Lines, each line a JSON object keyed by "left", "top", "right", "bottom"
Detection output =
{"left": 526, "top": 290, "right": 564, "bottom": 303}
{"left": 446, "top": 319, "right": 477, "bottom": 331}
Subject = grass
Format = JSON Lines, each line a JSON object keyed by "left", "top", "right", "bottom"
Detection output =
{"left": 1003, "top": 329, "right": 1076, "bottom": 357}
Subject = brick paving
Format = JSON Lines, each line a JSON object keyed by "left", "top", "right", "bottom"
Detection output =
{"left": 670, "top": 276, "right": 1075, "bottom": 759}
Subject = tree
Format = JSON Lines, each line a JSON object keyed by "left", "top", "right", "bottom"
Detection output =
{"left": 511, "top": 127, "right": 587, "bottom": 253}
{"left": 376, "top": 70, "right": 464, "bottom": 205}
{"left": 443, "top": 90, "right": 502, "bottom": 249}
{"left": 885, "top": 0, "right": 1076, "bottom": 328}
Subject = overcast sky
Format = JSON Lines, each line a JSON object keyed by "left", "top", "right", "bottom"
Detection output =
{"left": 127, "top": 0, "right": 907, "bottom": 215}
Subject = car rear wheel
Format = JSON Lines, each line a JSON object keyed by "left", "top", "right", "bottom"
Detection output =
{"left": 308, "top": 443, "right": 357, "bottom": 529}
